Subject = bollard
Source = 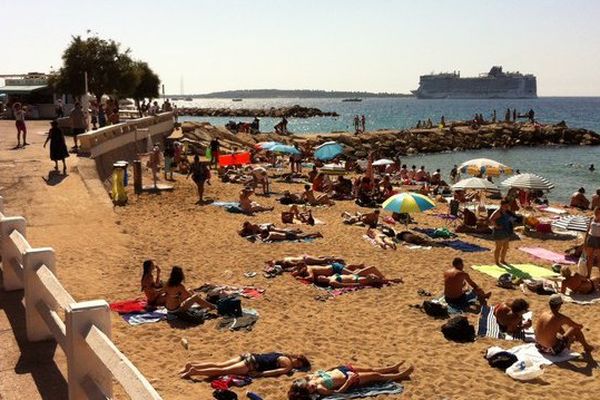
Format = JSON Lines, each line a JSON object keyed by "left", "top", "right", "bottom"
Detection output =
{"left": 111, "top": 163, "right": 128, "bottom": 206}
{"left": 133, "top": 160, "right": 142, "bottom": 194}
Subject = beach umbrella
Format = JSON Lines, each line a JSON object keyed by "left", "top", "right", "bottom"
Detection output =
{"left": 372, "top": 159, "right": 395, "bottom": 166}
{"left": 314, "top": 141, "right": 344, "bottom": 161}
{"left": 452, "top": 177, "right": 498, "bottom": 191}
{"left": 382, "top": 192, "right": 436, "bottom": 214}
{"left": 459, "top": 158, "right": 513, "bottom": 177}
{"left": 551, "top": 216, "right": 591, "bottom": 232}
{"left": 269, "top": 144, "right": 301, "bottom": 155}
{"left": 255, "top": 141, "right": 283, "bottom": 150}
{"left": 501, "top": 173, "right": 555, "bottom": 191}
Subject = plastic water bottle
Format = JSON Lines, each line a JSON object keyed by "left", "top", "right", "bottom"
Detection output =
{"left": 246, "top": 392, "right": 263, "bottom": 400}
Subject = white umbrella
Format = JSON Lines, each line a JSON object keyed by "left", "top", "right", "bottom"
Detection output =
{"left": 452, "top": 177, "right": 498, "bottom": 191}
{"left": 551, "top": 216, "right": 591, "bottom": 232}
{"left": 501, "top": 173, "right": 555, "bottom": 191}
{"left": 372, "top": 159, "right": 395, "bottom": 166}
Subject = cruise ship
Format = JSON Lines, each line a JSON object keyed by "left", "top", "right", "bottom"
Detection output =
{"left": 412, "top": 66, "right": 537, "bottom": 99}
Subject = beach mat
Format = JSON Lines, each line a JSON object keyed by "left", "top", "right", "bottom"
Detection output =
{"left": 505, "top": 343, "right": 580, "bottom": 366}
{"left": 316, "top": 382, "right": 403, "bottom": 399}
{"left": 216, "top": 309, "right": 259, "bottom": 331}
{"left": 477, "top": 305, "right": 534, "bottom": 341}
{"left": 442, "top": 239, "right": 489, "bottom": 253}
{"left": 518, "top": 247, "right": 576, "bottom": 265}
{"left": 110, "top": 299, "right": 147, "bottom": 314}
{"left": 472, "top": 264, "right": 558, "bottom": 280}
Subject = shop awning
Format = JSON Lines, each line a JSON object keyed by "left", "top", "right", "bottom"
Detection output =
{"left": 0, "top": 85, "right": 48, "bottom": 94}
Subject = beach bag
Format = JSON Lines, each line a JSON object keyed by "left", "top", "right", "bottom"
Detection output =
{"left": 213, "top": 389, "right": 238, "bottom": 400}
{"left": 441, "top": 316, "right": 475, "bottom": 342}
{"left": 217, "top": 296, "right": 242, "bottom": 317}
{"left": 497, "top": 273, "right": 514, "bottom": 289}
{"left": 506, "top": 359, "right": 544, "bottom": 381}
{"left": 487, "top": 351, "right": 518, "bottom": 371}
{"left": 423, "top": 300, "right": 449, "bottom": 318}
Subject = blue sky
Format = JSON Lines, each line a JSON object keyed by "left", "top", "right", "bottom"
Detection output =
{"left": 1, "top": 0, "right": 599, "bottom": 95}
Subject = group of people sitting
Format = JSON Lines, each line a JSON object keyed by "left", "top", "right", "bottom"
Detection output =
{"left": 570, "top": 187, "right": 600, "bottom": 210}
{"left": 443, "top": 257, "right": 594, "bottom": 355}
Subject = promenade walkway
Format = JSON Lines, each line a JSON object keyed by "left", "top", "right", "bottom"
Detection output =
{"left": 0, "top": 120, "right": 130, "bottom": 399}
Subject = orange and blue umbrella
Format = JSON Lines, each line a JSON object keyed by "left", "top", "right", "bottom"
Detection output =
{"left": 382, "top": 192, "right": 436, "bottom": 214}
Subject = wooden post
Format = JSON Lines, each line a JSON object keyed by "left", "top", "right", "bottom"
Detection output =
{"left": 133, "top": 160, "right": 142, "bottom": 195}
{"left": 23, "top": 247, "right": 56, "bottom": 341}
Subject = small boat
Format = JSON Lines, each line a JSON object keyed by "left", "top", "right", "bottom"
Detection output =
{"left": 342, "top": 98, "right": 362, "bottom": 102}
{"left": 184, "top": 97, "right": 193, "bottom": 101}
{"left": 232, "top": 98, "right": 243, "bottom": 102}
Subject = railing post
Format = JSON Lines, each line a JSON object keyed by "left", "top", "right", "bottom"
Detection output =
{"left": 0, "top": 215, "right": 26, "bottom": 291}
{"left": 0, "top": 195, "right": 4, "bottom": 213}
{"left": 133, "top": 160, "right": 142, "bottom": 194}
{"left": 66, "top": 300, "right": 113, "bottom": 400}
{"left": 22, "top": 247, "right": 56, "bottom": 341}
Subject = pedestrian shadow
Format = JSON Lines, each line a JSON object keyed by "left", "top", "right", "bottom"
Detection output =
{"left": 556, "top": 352, "right": 598, "bottom": 376}
{"left": 42, "top": 170, "right": 67, "bottom": 186}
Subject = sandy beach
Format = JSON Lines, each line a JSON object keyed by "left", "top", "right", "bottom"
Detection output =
{"left": 1, "top": 120, "right": 599, "bottom": 399}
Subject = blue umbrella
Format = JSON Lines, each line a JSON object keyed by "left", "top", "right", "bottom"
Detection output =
{"left": 314, "top": 141, "right": 344, "bottom": 161}
{"left": 270, "top": 144, "right": 301, "bottom": 155}
{"left": 255, "top": 141, "right": 283, "bottom": 150}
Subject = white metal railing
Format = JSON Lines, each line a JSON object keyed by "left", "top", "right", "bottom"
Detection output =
{"left": 0, "top": 196, "right": 162, "bottom": 400}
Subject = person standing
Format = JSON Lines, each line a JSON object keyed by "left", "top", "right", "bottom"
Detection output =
{"left": 584, "top": 207, "right": 600, "bottom": 278}
{"left": 353, "top": 115, "right": 360, "bottom": 134}
{"left": 490, "top": 199, "right": 515, "bottom": 266}
{"left": 98, "top": 104, "right": 107, "bottom": 128}
{"left": 187, "top": 155, "right": 211, "bottom": 204}
{"left": 163, "top": 140, "right": 175, "bottom": 181}
{"left": 70, "top": 102, "right": 87, "bottom": 150}
{"left": 361, "top": 114, "right": 366, "bottom": 132}
{"left": 55, "top": 99, "right": 64, "bottom": 118}
{"left": 147, "top": 144, "right": 162, "bottom": 189}
{"left": 90, "top": 103, "right": 98, "bottom": 130}
{"left": 12, "top": 102, "right": 28, "bottom": 148}
{"left": 209, "top": 138, "right": 220, "bottom": 169}
{"left": 43, "top": 120, "right": 69, "bottom": 174}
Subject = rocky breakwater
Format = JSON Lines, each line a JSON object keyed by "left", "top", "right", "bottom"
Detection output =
{"left": 177, "top": 104, "right": 338, "bottom": 118}
{"left": 287, "top": 121, "right": 600, "bottom": 158}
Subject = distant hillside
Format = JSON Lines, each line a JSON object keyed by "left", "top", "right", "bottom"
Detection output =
{"left": 173, "top": 89, "right": 413, "bottom": 99}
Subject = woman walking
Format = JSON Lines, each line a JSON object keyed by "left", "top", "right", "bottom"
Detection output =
{"left": 187, "top": 155, "right": 210, "bottom": 204}
{"left": 490, "top": 199, "right": 515, "bottom": 266}
{"left": 12, "top": 102, "right": 28, "bottom": 148}
{"left": 43, "top": 120, "right": 69, "bottom": 174}
{"left": 584, "top": 207, "right": 600, "bottom": 277}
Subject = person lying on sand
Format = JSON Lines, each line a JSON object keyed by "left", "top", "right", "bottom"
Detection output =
{"left": 279, "top": 190, "right": 305, "bottom": 205}
{"left": 286, "top": 205, "right": 315, "bottom": 225}
{"left": 288, "top": 362, "right": 413, "bottom": 399}
{"left": 180, "top": 352, "right": 310, "bottom": 380}
{"left": 366, "top": 227, "right": 397, "bottom": 250}
{"left": 341, "top": 210, "right": 380, "bottom": 228}
{"left": 267, "top": 255, "right": 344, "bottom": 269}
{"left": 292, "top": 262, "right": 386, "bottom": 282}
{"left": 493, "top": 298, "right": 532, "bottom": 335}
{"left": 535, "top": 294, "right": 594, "bottom": 355}
{"left": 560, "top": 266, "right": 600, "bottom": 295}
{"left": 444, "top": 257, "right": 491, "bottom": 307}
{"left": 239, "top": 187, "right": 274, "bottom": 214}
{"left": 302, "top": 184, "right": 334, "bottom": 206}
{"left": 315, "top": 273, "right": 402, "bottom": 288}
{"left": 141, "top": 259, "right": 165, "bottom": 307}
{"left": 161, "top": 266, "right": 216, "bottom": 313}
{"left": 238, "top": 221, "right": 322, "bottom": 242}
{"left": 394, "top": 230, "right": 436, "bottom": 247}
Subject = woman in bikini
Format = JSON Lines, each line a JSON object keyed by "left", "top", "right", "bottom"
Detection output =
{"left": 288, "top": 362, "right": 413, "bottom": 399}
{"left": 161, "top": 266, "right": 216, "bottom": 313}
{"left": 315, "top": 273, "right": 402, "bottom": 289}
{"left": 292, "top": 262, "right": 386, "bottom": 282}
{"left": 268, "top": 255, "right": 345, "bottom": 270}
{"left": 141, "top": 260, "right": 165, "bottom": 307}
{"left": 180, "top": 352, "right": 310, "bottom": 379}
{"left": 366, "top": 228, "right": 397, "bottom": 250}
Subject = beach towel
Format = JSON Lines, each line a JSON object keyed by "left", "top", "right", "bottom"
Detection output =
{"left": 211, "top": 201, "right": 241, "bottom": 208}
{"left": 477, "top": 305, "right": 534, "bottom": 341}
{"left": 414, "top": 227, "right": 457, "bottom": 239}
{"left": 195, "top": 284, "right": 265, "bottom": 299}
{"left": 110, "top": 299, "right": 147, "bottom": 314}
{"left": 504, "top": 343, "right": 580, "bottom": 366}
{"left": 210, "top": 375, "right": 253, "bottom": 390}
{"left": 121, "top": 309, "right": 168, "bottom": 326}
{"left": 405, "top": 244, "right": 432, "bottom": 250}
{"left": 471, "top": 264, "right": 558, "bottom": 280}
{"left": 537, "top": 206, "right": 568, "bottom": 215}
{"left": 315, "top": 382, "right": 403, "bottom": 399}
{"left": 442, "top": 239, "right": 489, "bottom": 253}
{"left": 246, "top": 235, "right": 317, "bottom": 244}
{"left": 216, "top": 309, "right": 259, "bottom": 331}
{"left": 518, "top": 247, "right": 576, "bottom": 265}
{"left": 433, "top": 293, "right": 478, "bottom": 315}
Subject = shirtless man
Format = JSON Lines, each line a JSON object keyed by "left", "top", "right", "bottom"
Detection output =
{"left": 251, "top": 166, "right": 269, "bottom": 195}
{"left": 341, "top": 209, "right": 380, "bottom": 228}
{"left": 239, "top": 187, "right": 274, "bottom": 214}
{"left": 560, "top": 266, "right": 600, "bottom": 295}
{"left": 302, "top": 184, "right": 334, "bottom": 206}
{"left": 444, "top": 257, "right": 491, "bottom": 306}
{"left": 570, "top": 187, "right": 590, "bottom": 210}
{"left": 534, "top": 294, "right": 594, "bottom": 355}
{"left": 493, "top": 298, "right": 532, "bottom": 335}
{"left": 591, "top": 188, "right": 600, "bottom": 210}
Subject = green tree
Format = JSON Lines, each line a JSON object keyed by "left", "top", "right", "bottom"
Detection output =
{"left": 131, "top": 61, "right": 161, "bottom": 116}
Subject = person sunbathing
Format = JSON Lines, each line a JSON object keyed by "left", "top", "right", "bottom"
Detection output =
{"left": 140, "top": 259, "right": 165, "bottom": 307}
{"left": 279, "top": 190, "right": 305, "bottom": 205}
{"left": 288, "top": 362, "right": 413, "bottom": 399}
{"left": 444, "top": 257, "right": 491, "bottom": 307}
{"left": 180, "top": 352, "right": 311, "bottom": 380}
{"left": 535, "top": 294, "right": 594, "bottom": 354}
{"left": 238, "top": 221, "right": 322, "bottom": 242}
{"left": 161, "top": 266, "right": 217, "bottom": 313}
{"left": 268, "top": 255, "right": 344, "bottom": 270}
{"left": 560, "top": 266, "right": 600, "bottom": 295}
{"left": 341, "top": 210, "right": 380, "bottom": 228}
{"left": 302, "top": 184, "right": 334, "bottom": 206}
{"left": 366, "top": 228, "right": 397, "bottom": 250}
{"left": 239, "top": 187, "right": 274, "bottom": 214}
{"left": 292, "top": 262, "right": 386, "bottom": 281}
{"left": 288, "top": 205, "right": 315, "bottom": 225}
{"left": 394, "top": 230, "right": 436, "bottom": 246}
{"left": 493, "top": 298, "right": 532, "bottom": 335}
{"left": 315, "top": 273, "right": 402, "bottom": 288}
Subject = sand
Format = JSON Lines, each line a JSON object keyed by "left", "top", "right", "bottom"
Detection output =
{"left": 1, "top": 121, "right": 599, "bottom": 399}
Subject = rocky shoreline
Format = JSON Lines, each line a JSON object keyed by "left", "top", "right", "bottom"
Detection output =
{"left": 177, "top": 104, "right": 338, "bottom": 118}
{"left": 179, "top": 120, "right": 600, "bottom": 158}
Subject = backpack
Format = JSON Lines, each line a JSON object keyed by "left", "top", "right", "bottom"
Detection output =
{"left": 423, "top": 300, "right": 449, "bottom": 318}
{"left": 487, "top": 351, "right": 518, "bottom": 371}
{"left": 217, "top": 296, "right": 243, "bottom": 317}
{"left": 441, "top": 315, "right": 475, "bottom": 342}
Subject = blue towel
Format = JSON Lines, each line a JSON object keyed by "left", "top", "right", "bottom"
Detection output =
{"left": 318, "top": 382, "right": 403, "bottom": 399}
{"left": 442, "top": 239, "right": 489, "bottom": 253}
{"left": 226, "top": 205, "right": 244, "bottom": 214}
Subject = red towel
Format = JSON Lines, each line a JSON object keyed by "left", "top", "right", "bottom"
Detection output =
{"left": 110, "top": 299, "right": 147, "bottom": 314}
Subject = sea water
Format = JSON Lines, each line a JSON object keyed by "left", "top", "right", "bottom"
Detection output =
{"left": 175, "top": 97, "right": 600, "bottom": 201}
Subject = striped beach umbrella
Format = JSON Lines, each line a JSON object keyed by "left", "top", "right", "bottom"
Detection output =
{"left": 551, "top": 216, "right": 591, "bottom": 232}
{"left": 459, "top": 158, "right": 513, "bottom": 177}
{"left": 382, "top": 192, "right": 436, "bottom": 214}
{"left": 501, "top": 173, "right": 555, "bottom": 191}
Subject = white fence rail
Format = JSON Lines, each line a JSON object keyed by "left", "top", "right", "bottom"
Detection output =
{"left": 0, "top": 196, "right": 162, "bottom": 400}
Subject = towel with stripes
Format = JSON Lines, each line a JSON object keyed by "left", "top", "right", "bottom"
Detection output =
{"left": 477, "top": 305, "right": 534, "bottom": 341}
